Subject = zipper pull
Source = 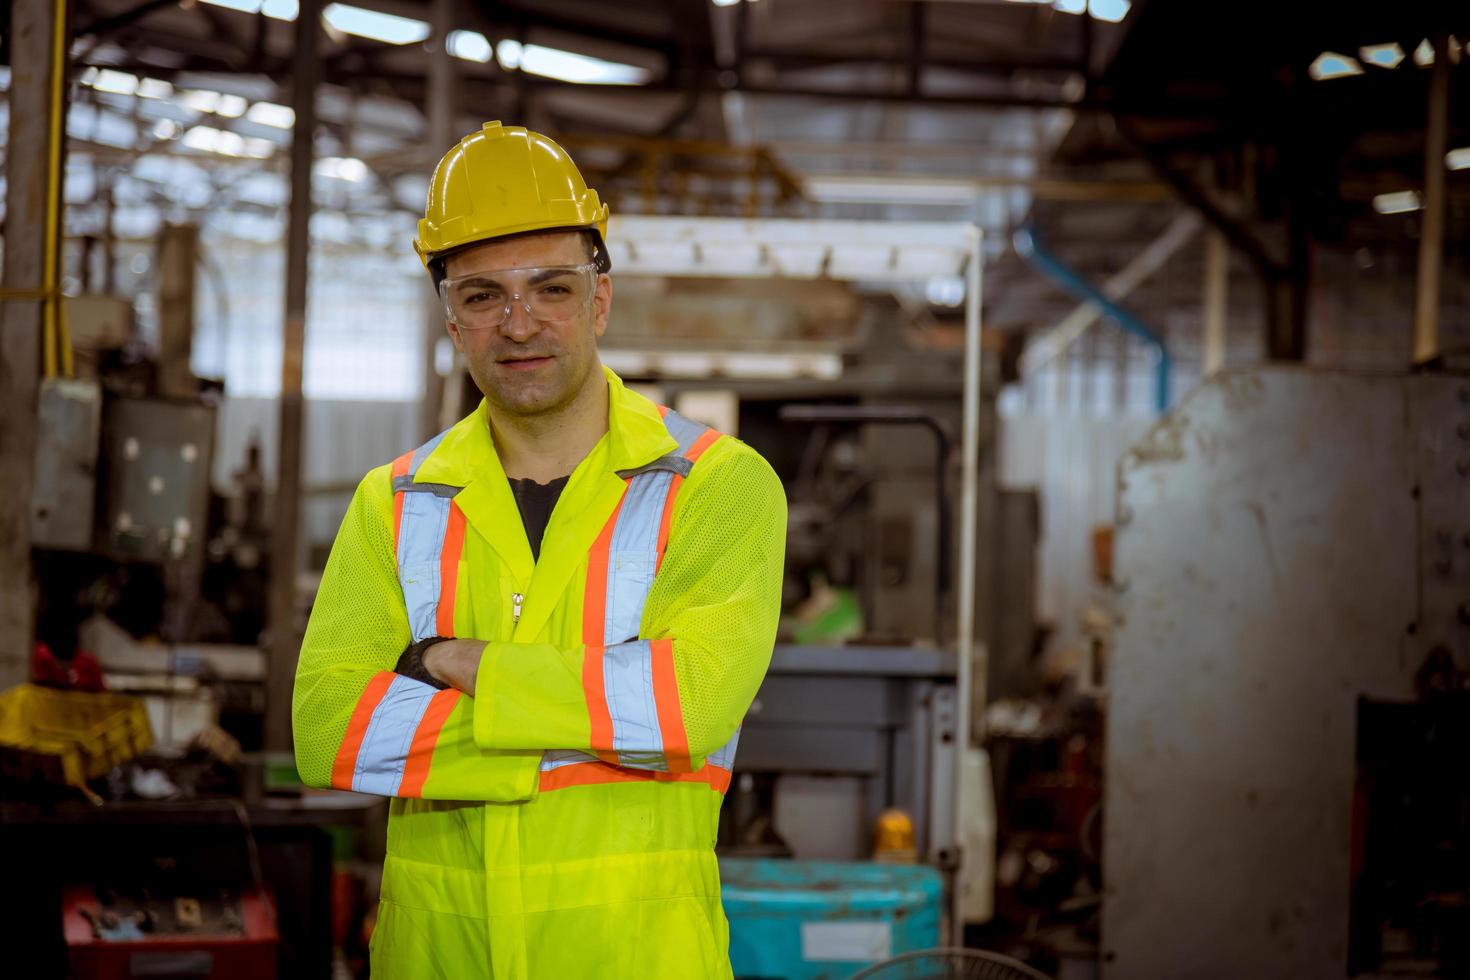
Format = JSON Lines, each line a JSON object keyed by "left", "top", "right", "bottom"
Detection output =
{"left": 511, "top": 592, "right": 524, "bottom": 627}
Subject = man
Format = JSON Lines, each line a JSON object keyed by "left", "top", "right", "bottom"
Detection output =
{"left": 292, "top": 121, "right": 786, "bottom": 978}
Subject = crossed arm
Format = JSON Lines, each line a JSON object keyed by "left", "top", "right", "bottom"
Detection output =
{"left": 291, "top": 441, "right": 786, "bottom": 801}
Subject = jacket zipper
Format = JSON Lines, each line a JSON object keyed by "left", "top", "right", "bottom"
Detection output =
{"left": 511, "top": 592, "right": 524, "bottom": 628}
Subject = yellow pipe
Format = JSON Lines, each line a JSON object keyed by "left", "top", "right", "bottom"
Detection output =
{"left": 41, "top": 0, "right": 69, "bottom": 378}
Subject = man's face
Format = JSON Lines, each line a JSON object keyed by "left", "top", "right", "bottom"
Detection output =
{"left": 442, "top": 231, "right": 611, "bottom": 419}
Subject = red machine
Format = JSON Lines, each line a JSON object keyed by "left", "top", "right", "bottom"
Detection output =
{"left": 63, "top": 884, "right": 279, "bottom": 980}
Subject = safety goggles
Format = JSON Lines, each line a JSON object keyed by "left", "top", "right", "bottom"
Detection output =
{"left": 438, "top": 262, "right": 598, "bottom": 330}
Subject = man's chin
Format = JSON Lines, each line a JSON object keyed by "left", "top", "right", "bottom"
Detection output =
{"left": 483, "top": 380, "right": 565, "bottom": 418}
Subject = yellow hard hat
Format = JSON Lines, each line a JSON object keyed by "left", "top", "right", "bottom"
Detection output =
{"left": 414, "top": 121, "right": 610, "bottom": 271}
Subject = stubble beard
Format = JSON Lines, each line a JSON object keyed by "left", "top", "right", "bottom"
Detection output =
{"left": 471, "top": 343, "right": 597, "bottom": 423}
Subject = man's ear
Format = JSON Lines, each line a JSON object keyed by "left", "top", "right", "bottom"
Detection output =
{"left": 592, "top": 274, "right": 612, "bottom": 339}
{"left": 446, "top": 319, "right": 467, "bottom": 352}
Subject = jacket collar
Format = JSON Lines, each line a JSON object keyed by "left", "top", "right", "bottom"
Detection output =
{"left": 409, "top": 365, "right": 678, "bottom": 637}
{"left": 414, "top": 365, "right": 677, "bottom": 490}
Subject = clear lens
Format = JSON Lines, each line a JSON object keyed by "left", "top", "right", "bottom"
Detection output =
{"left": 440, "top": 263, "right": 596, "bottom": 329}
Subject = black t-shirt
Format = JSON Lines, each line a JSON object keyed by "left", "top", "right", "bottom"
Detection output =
{"left": 508, "top": 475, "right": 569, "bottom": 563}
{"left": 395, "top": 473, "right": 569, "bottom": 686}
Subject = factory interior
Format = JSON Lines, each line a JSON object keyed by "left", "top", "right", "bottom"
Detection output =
{"left": 2, "top": 0, "right": 1469, "bottom": 977}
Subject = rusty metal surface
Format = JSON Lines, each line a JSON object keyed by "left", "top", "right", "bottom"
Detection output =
{"left": 1102, "top": 368, "right": 1469, "bottom": 980}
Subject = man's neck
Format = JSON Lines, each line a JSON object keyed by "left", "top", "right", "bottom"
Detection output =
{"left": 489, "top": 370, "right": 610, "bottom": 484}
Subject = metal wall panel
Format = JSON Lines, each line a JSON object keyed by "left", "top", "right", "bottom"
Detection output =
{"left": 31, "top": 380, "right": 101, "bottom": 551}
{"left": 1102, "top": 368, "right": 1465, "bottom": 979}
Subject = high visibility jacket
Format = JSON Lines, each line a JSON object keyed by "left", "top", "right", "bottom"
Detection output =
{"left": 292, "top": 368, "right": 786, "bottom": 978}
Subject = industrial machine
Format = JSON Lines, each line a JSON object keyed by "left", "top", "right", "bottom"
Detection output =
{"left": 1103, "top": 367, "right": 1470, "bottom": 979}
{"left": 63, "top": 884, "right": 279, "bottom": 980}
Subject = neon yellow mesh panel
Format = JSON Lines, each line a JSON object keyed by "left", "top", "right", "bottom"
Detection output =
{"left": 292, "top": 465, "right": 410, "bottom": 786}
{"left": 644, "top": 438, "right": 787, "bottom": 757}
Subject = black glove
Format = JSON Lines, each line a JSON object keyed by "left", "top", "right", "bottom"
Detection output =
{"left": 395, "top": 636, "right": 453, "bottom": 690}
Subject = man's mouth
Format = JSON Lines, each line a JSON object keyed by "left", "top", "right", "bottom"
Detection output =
{"left": 498, "top": 354, "right": 553, "bottom": 370}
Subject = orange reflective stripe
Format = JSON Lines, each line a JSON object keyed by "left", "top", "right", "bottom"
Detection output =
{"left": 436, "top": 502, "right": 467, "bottom": 637}
{"left": 650, "top": 639, "right": 691, "bottom": 773}
{"left": 583, "top": 646, "right": 619, "bottom": 765}
{"left": 397, "top": 688, "right": 461, "bottom": 798}
{"left": 330, "top": 671, "right": 397, "bottom": 790}
{"left": 539, "top": 760, "right": 732, "bottom": 794}
{"left": 390, "top": 451, "right": 412, "bottom": 548}
{"left": 654, "top": 474, "right": 683, "bottom": 573}
{"left": 583, "top": 495, "right": 623, "bottom": 763}
{"left": 584, "top": 496, "right": 621, "bottom": 646}
{"left": 684, "top": 429, "right": 721, "bottom": 464}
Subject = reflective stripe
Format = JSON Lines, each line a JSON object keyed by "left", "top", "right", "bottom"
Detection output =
{"left": 540, "top": 748, "right": 600, "bottom": 771}
{"left": 398, "top": 687, "right": 461, "bottom": 798}
{"left": 409, "top": 428, "right": 450, "bottom": 473}
{"left": 397, "top": 492, "right": 452, "bottom": 642}
{"left": 390, "top": 452, "right": 412, "bottom": 547}
{"left": 659, "top": 407, "right": 707, "bottom": 456}
{"left": 329, "top": 673, "right": 462, "bottom": 797}
{"left": 604, "top": 470, "right": 673, "bottom": 644}
{"left": 684, "top": 428, "right": 721, "bottom": 464}
{"left": 584, "top": 499, "right": 621, "bottom": 646}
{"left": 583, "top": 645, "right": 618, "bottom": 765}
{"left": 708, "top": 727, "right": 740, "bottom": 771}
{"left": 655, "top": 474, "right": 682, "bottom": 571}
{"left": 352, "top": 674, "right": 442, "bottom": 796}
{"left": 603, "top": 640, "right": 665, "bottom": 769}
{"left": 436, "top": 503, "right": 467, "bottom": 637}
{"left": 538, "top": 759, "right": 732, "bottom": 794}
{"left": 391, "top": 429, "right": 466, "bottom": 643}
{"left": 582, "top": 496, "right": 620, "bottom": 764}
{"left": 331, "top": 671, "right": 396, "bottom": 791}
{"left": 573, "top": 410, "right": 742, "bottom": 777}
{"left": 650, "top": 639, "right": 691, "bottom": 773}
{"left": 539, "top": 729, "right": 736, "bottom": 788}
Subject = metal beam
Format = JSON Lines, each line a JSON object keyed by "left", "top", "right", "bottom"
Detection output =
{"left": 1413, "top": 33, "right": 1450, "bottom": 366}
{"left": 469, "top": 0, "right": 679, "bottom": 59}
{"left": 742, "top": 46, "right": 1084, "bottom": 78}
{"left": 265, "top": 0, "right": 321, "bottom": 752}
{"left": 156, "top": 223, "right": 198, "bottom": 398}
{"left": 1114, "top": 114, "right": 1280, "bottom": 277}
{"left": 0, "top": 0, "right": 68, "bottom": 687}
{"left": 75, "top": 0, "right": 177, "bottom": 40}
{"left": 1201, "top": 229, "right": 1228, "bottom": 377}
{"left": 423, "top": 0, "right": 456, "bottom": 437}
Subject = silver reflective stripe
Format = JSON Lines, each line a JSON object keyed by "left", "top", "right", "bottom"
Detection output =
{"left": 353, "top": 674, "right": 437, "bottom": 795}
{"left": 603, "top": 469, "right": 674, "bottom": 644}
{"left": 397, "top": 491, "right": 451, "bottom": 642}
{"left": 393, "top": 430, "right": 462, "bottom": 642}
{"left": 602, "top": 639, "right": 666, "bottom": 771}
{"left": 661, "top": 409, "right": 706, "bottom": 456}
{"left": 708, "top": 727, "right": 741, "bottom": 770}
{"left": 540, "top": 749, "right": 599, "bottom": 772}
{"left": 409, "top": 428, "right": 451, "bottom": 473}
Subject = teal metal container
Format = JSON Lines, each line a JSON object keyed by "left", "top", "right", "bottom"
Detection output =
{"left": 719, "top": 858, "right": 943, "bottom": 980}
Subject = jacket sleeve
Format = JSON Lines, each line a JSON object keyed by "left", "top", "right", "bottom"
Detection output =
{"left": 471, "top": 438, "right": 786, "bottom": 772}
{"left": 292, "top": 466, "right": 541, "bottom": 801}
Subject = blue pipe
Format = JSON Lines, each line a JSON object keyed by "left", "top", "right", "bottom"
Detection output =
{"left": 1013, "top": 224, "right": 1171, "bottom": 413}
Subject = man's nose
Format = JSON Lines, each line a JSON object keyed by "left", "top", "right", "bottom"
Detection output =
{"left": 499, "top": 295, "right": 541, "bottom": 342}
